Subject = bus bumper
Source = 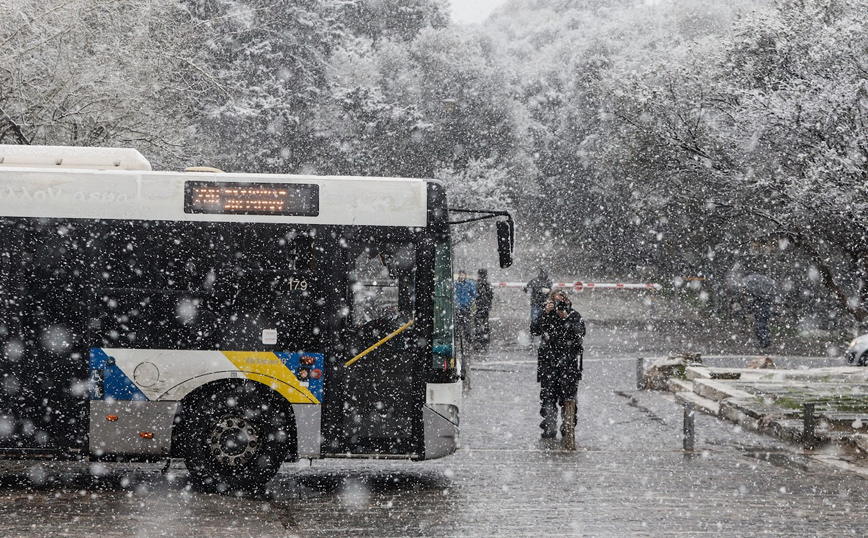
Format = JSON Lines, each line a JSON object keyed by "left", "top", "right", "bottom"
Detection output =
{"left": 422, "top": 406, "right": 459, "bottom": 459}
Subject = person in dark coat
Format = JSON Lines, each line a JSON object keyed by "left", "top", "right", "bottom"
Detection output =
{"left": 742, "top": 274, "right": 776, "bottom": 348}
{"left": 523, "top": 268, "right": 552, "bottom": 331}
{"left": 748, "top": 295, "right": 772, "bottom": 348}
{"left": 531, "top": 289, "right": 586, "bottom": 439}
{"left": 474, "top": 268, "right": 494, "bottom": 350}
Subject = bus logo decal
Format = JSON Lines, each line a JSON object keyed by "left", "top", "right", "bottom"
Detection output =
{"left": 89, "top": 349, "right": 149, "bottom": 402}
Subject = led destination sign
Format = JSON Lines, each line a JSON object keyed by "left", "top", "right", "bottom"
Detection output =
{"left": 184, "top": 181, "right": 319, "bottom": 216}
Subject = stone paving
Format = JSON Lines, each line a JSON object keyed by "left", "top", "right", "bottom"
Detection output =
{"left": 1, "top": 320, "right": 868, "bottom": 536}
{"left": 254, "top": 347, "right": 868, "bottom": 537}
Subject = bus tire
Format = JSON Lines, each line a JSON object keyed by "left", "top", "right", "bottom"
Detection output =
{"left": 183, "top": 382, "right": 294, "bottom": 493}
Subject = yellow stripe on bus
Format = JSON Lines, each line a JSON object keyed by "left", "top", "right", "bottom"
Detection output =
{"left": 221, "top": 351, "right": 320, "bottom": 404}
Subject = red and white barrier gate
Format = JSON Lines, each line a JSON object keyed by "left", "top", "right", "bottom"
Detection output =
{"left": 493, "top": 281, "right": 661, "bottom": 291}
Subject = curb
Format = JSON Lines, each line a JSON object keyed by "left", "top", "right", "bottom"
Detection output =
{"left": 648, "top": 361, "right": 868, "bottom": 454}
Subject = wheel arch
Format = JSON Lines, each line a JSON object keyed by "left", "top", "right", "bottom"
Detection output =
{"left": 170, "top": 378, "right": 298, "bottom": 461}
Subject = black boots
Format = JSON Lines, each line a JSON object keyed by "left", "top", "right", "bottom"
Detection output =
{"left": 540, "top": 404, "right": 558, "bottom": 438}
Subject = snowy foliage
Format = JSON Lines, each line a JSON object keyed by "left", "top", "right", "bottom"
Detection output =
{"left": 180, "top": 0, "right": 347, "bottom": 173}
{"left": 601, "top": 0, "right": 868, "bottom": 321}
{"left": 4, "top": 0, "right": 868, "bottom": 323}
{"left": 0, "top": 0, "right": 196, "bottom": 164}
{"left": 318, "top": 25, "right": 533, "bottom": 211}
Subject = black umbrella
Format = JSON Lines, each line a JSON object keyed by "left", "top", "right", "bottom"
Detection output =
{"left": 742, "top": 274, "right": 777, "bottom": 300}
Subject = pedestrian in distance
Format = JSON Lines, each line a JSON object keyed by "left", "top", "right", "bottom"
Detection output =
{"left": 474, "top": 268, "right": 494, "bottom": 351}
{"left": 454, "top": 269, "right": 477, "bottom": 352}
{"left": 524, "top": 268, "right": 552, "bottom": 332}
{"left": 531, "top": 289, "right": 586, "bottom": 439}
{"left": 742, "top": 273, "right": 776, "bottom": 348}
{"left": 749, "top": 294, "right": 772, "bottom": 348}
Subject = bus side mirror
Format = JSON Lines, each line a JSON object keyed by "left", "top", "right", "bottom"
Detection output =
{"left": 496, "top": 218, "right": 514, "bottom": 268}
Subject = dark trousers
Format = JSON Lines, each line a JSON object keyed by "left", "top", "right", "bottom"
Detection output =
{"left": 755, "top": 315, "right": 771, "bottom": 348}
{"left": 539, "top": 369, "right": 578, "bottom": 435}
{"left": 456, "top": 307, "right": 472, "bottom": 349}
{"left": 474, "top": 309, "right": 490, "bottom": 349}
{"left": 529, "top": 306, "right": 542, "bottom": 331}
{"left": 751, "top": 300, "right": 772, "bottom": 348}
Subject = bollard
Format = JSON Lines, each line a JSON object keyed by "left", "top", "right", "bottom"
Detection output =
{"left": 683, "top": 402, "right": 695, "bottom": 452}
{"left": 462, "top": 353, "right": 471, "bottom": 392}
{"left": 460, "top": 332, "right": 471, "bottom": 392}
{"left": 563, "top": 400, "right": 576, "bottom": 451}
{"left": 636, "top": 358, "right": 646, "bottom": 390}
{"left": 803, "top": 402, "right": 816, "bottom": 450}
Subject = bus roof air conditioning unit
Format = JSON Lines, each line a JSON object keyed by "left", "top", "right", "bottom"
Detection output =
{"left": 0, "top": 145, "right": 152, "bottom": 171}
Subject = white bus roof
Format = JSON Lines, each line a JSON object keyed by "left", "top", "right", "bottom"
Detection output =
{"left": 0, "top": 145, "right": 152, "bottom": 171}
{"left": 0, "top": 153, "right": 429, "bottom": 227}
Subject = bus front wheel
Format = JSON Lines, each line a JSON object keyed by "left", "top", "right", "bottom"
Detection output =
{"left": 183, "top": 383, "right": 293, "bottom": 492}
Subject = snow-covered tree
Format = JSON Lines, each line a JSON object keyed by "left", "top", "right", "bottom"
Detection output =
{"left": 719, "top": 0, "right": 868, "bottom": 321}
{"left": 341, "top": 0, "right": 449, "bottom": 42}
{"left": 179, "top": 0, "right": 346, "bottom": 173}
{"left": 480, "top": 0, "right": 759, "bottom": 276}
{"left": 316, "top": 26, "right": 534, "bottom": 208}
{"left": 603, "top": 0, "right": 868, "bottom": 322}
{"left": 0, "top": 0, "right": 197, "bottom": 166}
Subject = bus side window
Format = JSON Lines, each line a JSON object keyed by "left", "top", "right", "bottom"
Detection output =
{"left": 222, "top": 230, "right": 318, "bottom": 350}
{"left": 346, "top": 240, "right": 416, "bottom": 355}
{"left": 350, "top": 248, "right": 398, "bottom": 327}
{"left": 90, "top": 222, "right": 222, "bottom": 349}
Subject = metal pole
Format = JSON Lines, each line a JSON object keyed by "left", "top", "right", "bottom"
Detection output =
{"left": 803, "top": 402, "right": 815, "bottom": 450}
{"left": 674, "top": 283, "right": 680, "bottom": 316}
{"left": 563, "top": 400, "right": 576, "bottom": 451}
{"left": 636, "top": 358, "right": 646, "bottom": 390}
{"left": 460, "top": 326, "right": 471, "bottom": 392}
{"left": 683, "top": 402, "right": 695, "bottom": 452}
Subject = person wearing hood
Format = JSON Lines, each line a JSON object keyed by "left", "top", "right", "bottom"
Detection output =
{"left": 531, "top": 289, "right": 586, "bottom": 439}
{"left": 474, "top": 268, "right": 494, "bottom": 351}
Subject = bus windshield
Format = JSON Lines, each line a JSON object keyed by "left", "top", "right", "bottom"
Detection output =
{"left": 432, "top": 238, "right": 455, "bottom": 371}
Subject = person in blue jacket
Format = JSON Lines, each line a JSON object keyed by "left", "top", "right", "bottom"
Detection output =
{"left": 454, "top": 270, "right": 477, "bottom": 349}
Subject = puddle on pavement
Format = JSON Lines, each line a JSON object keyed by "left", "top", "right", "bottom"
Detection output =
{"left": 270, "top": 468, "right": 451, "bottom": 496}
{"left": 614, "top": 390, "right": 668, "bottom": 425}
{"left": 742, "top": 451, "right": 812, "bottom": 472}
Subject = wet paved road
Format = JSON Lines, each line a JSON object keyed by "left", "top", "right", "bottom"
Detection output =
{"left": 2, "top": 320, "right": 867, "bottom": 537}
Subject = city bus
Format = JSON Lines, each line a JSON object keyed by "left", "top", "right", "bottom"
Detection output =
{"left": 0, "top": 145, "right": 513, "bottom": 491}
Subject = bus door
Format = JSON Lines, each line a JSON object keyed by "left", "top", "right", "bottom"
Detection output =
{"left": 326, "top": 231, "right": 422, "bottom": 456}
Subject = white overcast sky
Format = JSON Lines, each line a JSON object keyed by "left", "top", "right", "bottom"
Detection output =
{"left": 449, "top": 0, "right": 507, "bottom": 24}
